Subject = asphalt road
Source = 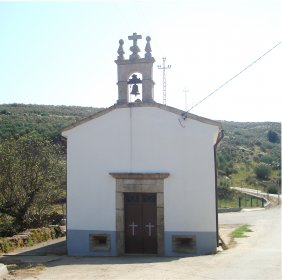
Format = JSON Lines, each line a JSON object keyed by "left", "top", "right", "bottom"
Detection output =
{"left": 216, "top": 206, "right": 281, "bottom": 279}
{"left": 4, "top": 206, "right": 281, "bottom": 280}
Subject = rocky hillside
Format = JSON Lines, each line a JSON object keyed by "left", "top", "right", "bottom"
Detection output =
{"left": 218, "top": 121, "right": 280, "bottom": 194}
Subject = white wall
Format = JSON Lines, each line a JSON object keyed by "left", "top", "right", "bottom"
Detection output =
{"left": 64, "top": 106, "right": 219, "bottom": 232}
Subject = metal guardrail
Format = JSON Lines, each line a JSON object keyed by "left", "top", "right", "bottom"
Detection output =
{"left": 231, "top": 187, "right": 278, "bottom": 207}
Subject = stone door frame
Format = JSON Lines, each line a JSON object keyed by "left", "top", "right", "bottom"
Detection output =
{"left": 110, "top": 173, "right": 169, "bottom": 256}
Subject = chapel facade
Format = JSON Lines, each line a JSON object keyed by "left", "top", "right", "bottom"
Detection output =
{"left": 62, "top": 33, "right": 223, "bottom": 256}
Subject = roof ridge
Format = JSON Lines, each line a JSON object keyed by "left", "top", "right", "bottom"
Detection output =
{"left": 61, "top": 102, "right": 222, "bottom": 133}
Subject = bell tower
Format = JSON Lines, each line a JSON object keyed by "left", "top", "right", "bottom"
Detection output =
{"left": 115, "top": 33, "right": 155, "bottom": 104}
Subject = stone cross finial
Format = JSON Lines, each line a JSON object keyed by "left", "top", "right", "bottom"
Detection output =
{"left": 128, "top": 32, "right": 142, "bottom": 60}
{"left": 145, "top": 36, "right": 152, "bottom": 59}
{"left": 117, "top": 39, "right": 125, "bottom": 60}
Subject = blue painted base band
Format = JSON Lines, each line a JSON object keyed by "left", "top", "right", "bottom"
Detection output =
{"left": 67, "top": 230, "right": 116, "bottom": 256}
{"left": 67, "top": 230, "right": 216, "bottom": 257}
{"left": 164, "top": 231, "right": 217, "bottom": 256}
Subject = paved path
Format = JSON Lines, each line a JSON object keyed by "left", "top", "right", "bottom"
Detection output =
{"left": 232, "top": 187, "right": 281, "bottom": 205}
{"left": 2, "top": 206, "right": 281, "bottom": 280}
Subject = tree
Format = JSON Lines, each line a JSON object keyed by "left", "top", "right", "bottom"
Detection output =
{"left": 0, "top": 135, "right": 66, "bottom": 234}
{"left": 267, "top": 130, "right": 279, "bottom": 143}
{"left": 254, "top": 163, "right": 271, "bottom": 180}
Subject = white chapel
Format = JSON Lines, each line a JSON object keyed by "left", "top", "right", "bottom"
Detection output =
{"left": 62, "top": 33, "right": 223, "bottom": 257}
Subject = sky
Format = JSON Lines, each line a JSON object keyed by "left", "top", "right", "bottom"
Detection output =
{"left": 0, "top": 0, "right": 281, "bottom": 122}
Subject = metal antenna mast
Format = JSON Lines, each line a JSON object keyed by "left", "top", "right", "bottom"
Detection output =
{"left": 157, "top": 57, "right": 171, "bottom": 105}
{"left": 183, "top": 88, "right": 189, "bottom": 111}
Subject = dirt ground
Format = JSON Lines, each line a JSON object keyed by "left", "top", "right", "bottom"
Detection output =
{"left": 5, "top": 264, "right": 44, "bottom": 279}
{"left": 1, "top": 225, "right": 238, "bottom": 280}
{"left": 2, "top": 206, "right": 281, "bottom": 280}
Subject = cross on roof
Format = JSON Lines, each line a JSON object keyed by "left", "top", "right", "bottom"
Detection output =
{"left": 128, "top": 33, "right": 142, "bottom": 46}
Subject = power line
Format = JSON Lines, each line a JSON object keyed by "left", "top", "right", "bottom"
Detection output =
{"left": 183, "top": 42, "right": 281, "bottom": 117}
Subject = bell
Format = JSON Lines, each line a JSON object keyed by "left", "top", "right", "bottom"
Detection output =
{"left": 130, "top": 84, "right": 140, "bottom": 96}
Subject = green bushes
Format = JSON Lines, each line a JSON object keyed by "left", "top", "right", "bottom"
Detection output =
{"left": 267, "top": 130, "right": 279, "bottom": 143}
{"left": 0, "top": 226, "right": 65, "bottom": 254}
{"left": 260, "top": 155, "right": 274, "bottom": 164}
{"left": 217, "top": 152, "right": 236, "bottom": 176}
{"left": 0, "top": 104, "right": 102, "bottom": 141}
{"left": 1, "top": 239, "right": 12, "bottom": 253}
{"left": 267, "top": 185, "right": 279, "bottom": 194}
{"left": 217, "top": 185, "right": 236, "bottom": 200}
{"left": 254, "top": 163, "right": 272, "bottom": 180}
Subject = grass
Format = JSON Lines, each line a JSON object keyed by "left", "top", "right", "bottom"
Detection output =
{"left": 231, "top": 225, "right": 253, "bottom": 238}
{"left": 7, "top": 264, "right": 20, "bottom": 271}
{"left": 7, "top": 263, "right": 45, "bottom": 276}
{"left": 218, "top": 194, "right": 264, "bottom": 208}
{"left": 218, "top": 199, "right": 238, "bottom": 208}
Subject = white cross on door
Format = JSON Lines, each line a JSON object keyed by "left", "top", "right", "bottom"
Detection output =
{"left": 145, "top": 222, "right": 155, "bottom": 237}
{"left": 129, "top": 222, "right": 138, "bottom": 236}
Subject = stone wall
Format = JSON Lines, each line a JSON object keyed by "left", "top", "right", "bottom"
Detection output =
{"left": 0, "top": 226, "right": 65, "bottom": 254}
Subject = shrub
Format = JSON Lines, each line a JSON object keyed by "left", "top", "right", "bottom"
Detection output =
{"left": 255, "top": 140, "right": 262, "bottom": 146}
{"left": 1, "top": 239, "right": 13, "bottom": 253}
{"left": 26, "top": 237, "right": 34, "bottom": 247}
{"left": 267, "top": 130, "right": 279, "bottom": 143}
{"left": 0, "top": 109, "right": 10, "bottom": 115}
{"left": 260, "top": 155, "right": 274, "bottom": 164}
{"left": 0, "top": 226, "right": 66, "bottom": 253}
{"left": 267, "top": 185, "right": 279, "bottom": 194}
{"left": 254, "top": 163, "right": 272, "bottom": 180}
{"left": 245, "top": 175, "right": 257, "bottom": 185}
{"left": 48, "top": 212, "right": 64, "bottom": 225}
{"left": 0, "top": 214, "right": 17, "bottom": 237}
{"left": 217, "top": 185, "right": 236, "bottom": 200}
{"left": 52, "top": 226, "right": 64, "bottom": 238}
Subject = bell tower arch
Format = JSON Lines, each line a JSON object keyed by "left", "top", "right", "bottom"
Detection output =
{"left": 115, "top": 33, "right": 155, "bottom": 104}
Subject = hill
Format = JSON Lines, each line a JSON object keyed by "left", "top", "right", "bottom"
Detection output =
{"left": 218, "top": 121, "right": 280, "bottom": 194}
{"left": 0, "top": 104, "right": 102, "bottom": 141}
{"left": 0, "top": 103, "right": 280, "bottom": 193}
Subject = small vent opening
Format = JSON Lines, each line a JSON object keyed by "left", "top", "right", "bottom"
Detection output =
{"left": 172, "top": 235, "right": 196, "bottom": 254}
{"left": 89, "top": 234, "right": 111, "bottom": 252}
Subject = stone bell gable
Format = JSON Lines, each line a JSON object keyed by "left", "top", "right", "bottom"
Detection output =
{"left": 115, "top": 33, "right": 155, "bottom": 104}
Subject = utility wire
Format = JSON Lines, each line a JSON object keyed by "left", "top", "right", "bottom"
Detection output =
{"left": 183, "top": 42, "right": 281, "bottom": 117}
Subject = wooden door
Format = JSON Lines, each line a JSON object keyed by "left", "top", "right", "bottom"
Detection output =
{"left": 124, "top": 193, "right": 157, "bottom": 254}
